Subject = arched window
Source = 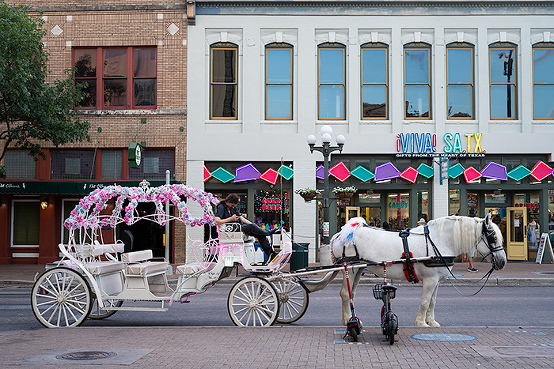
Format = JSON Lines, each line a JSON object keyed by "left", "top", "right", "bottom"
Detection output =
{"left": 532, "top": 42, "right": 554, "bottom": 119}
{"left": 265, "top": 43, "right": 293, "bottom": 120}
{"left": 404, "top": 43, "right": 431, "bottom": 119}
{"left": 318, "top": 43, "right": 346, "bottom": 120}
{"left": 361, "top": 43, "right": 388, "bottom": 119}
{"left": 489, "top": 42, "right": 517, "bottom": 119}
{"left": 210, "top": 42, "right": 238, "bottom": 119}
{"left": 446, "top": 42, "right": 474, "bottom": 119}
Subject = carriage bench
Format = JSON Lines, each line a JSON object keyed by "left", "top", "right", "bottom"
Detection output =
{"left": 85, "top": 242, "right": 126, "bottom": 275}
{"left": 120, "top": 250, "right": 172, "bottom": 298}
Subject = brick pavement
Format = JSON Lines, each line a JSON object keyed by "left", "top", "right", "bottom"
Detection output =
{"left": 1, "top": 326, "right": 553, "bottom": 368}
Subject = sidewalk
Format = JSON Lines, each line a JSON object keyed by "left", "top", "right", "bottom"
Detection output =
{"left": 1, "top": 260, "right": 553, "bottom": 287}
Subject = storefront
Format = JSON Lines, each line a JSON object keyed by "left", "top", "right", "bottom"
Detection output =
{"left": 204, "top": 161, "right": 293, "bottom": 235}
{"left": 0, "top": 180, "right": 175, "bottom": 264}
{"left": 314, "top": 155, "right": 433, "bottom": 244}
{"left": 448, "top": 155, "right": 553, "bottom": 261}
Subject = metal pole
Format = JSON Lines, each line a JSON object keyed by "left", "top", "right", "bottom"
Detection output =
{"left": 165, "top": 170, "right": 170, "bottom": 263}
{"left": 322, "top": 143, "right": 330, "bottom": 245}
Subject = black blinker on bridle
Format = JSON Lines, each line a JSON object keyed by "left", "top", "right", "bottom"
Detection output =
{"left": 481, "top": 221, "right": 504, "bottom": 269}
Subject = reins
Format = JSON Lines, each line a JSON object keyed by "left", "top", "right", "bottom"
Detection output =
{"left": 423, "top": 224, "right": 498, "bottom": 297}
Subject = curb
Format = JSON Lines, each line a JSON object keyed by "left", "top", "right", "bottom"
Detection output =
{"left": 3, "top": 277, "right": 553, "bottom": 288}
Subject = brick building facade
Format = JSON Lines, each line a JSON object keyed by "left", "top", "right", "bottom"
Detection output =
{"left": 0, "top": 1, "right": 191, "bottom": 264}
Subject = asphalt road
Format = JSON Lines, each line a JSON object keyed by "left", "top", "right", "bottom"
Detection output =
{"left": 2, "top": 284, "right": 553, "bottom": 331}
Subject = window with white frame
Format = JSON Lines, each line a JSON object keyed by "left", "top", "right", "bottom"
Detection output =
{"left": 489, "top": 42, "right": 517, "bottom": 119}
{"left": 265, "top": 43, "right": 293, "bottom": 120}
{"left": 532, "top": 42, "right": 554, "bottom": 119}
{"left": 318, "top": 43, "right": 346, "bottom": 120}
{"left": 447, "top": 42, "right": 474, "bottom": 119}
{"left": 210, "top": 42, "right": 238, "bottom": 120}
{"left": 404, "top": 43, "right": 431, "bottom": 119}
{"left": 361, "top": 43, "right": 388, "bottom": 119}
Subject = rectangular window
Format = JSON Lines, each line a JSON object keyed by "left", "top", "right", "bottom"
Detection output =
{"left": 101, "top": 150, "right": 122, "bottom": 179}
{"left": 211, "top": 43, "right": 237, "bottom": 119}
{"left": 404, "top": 43, "right": 431, "bottom": 119}
{"left": 447, "top": 43, "right": 474, "bottom": 119}
{"left": 318, "top": 43, "right": 345, "bottom": 120}
{"left": 361, "top": 43, "right": 388, "bottom": 119}
{"left": 12, "top": 200, "right": 40, "bottom": 247}
{"left": 74, "top": 47, "right": 156, "bottom": 110}
{"left": 533, "top": 43, "right": 554, "bottom": 119}
{"left": 128, "top": 150, "right": 174, "bottom": 180}
{"left": 51, "top": 150, "right": 95, "bottom": 179}
{"left": 4, "top": 150, "right": 36, "bottom": 179}
{"left": 489, "top": 43, "right": 516, "bottom": 119}
{"left": 265, "top": 43, "right": 293, "bottom": 120}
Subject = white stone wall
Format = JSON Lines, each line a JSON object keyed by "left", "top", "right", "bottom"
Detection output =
{"left": 187, "top": 10, "right": 554, "bottom": 261}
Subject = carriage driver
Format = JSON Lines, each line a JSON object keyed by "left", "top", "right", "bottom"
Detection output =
{"left": 214, "top": 194, "right": 280, "bottom": 265}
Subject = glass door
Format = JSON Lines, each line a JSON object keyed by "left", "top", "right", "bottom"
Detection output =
{"left": 506, "top": 207, "right": 527, "bottom": 260}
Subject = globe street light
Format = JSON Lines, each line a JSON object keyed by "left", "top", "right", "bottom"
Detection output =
{"left": 307, "top": 125, "right": 345, "bottom": 246}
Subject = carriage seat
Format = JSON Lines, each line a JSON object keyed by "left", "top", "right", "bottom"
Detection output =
{"left": 122, "top": 250, "right": 168, "bottom": 276}
{"left": 218, "top": 227, "right": 255, "bottom": 244}
{"left": 175, "top": 262, "right": 217, "bottom": 276}
{"left": 81, "top": 242, "right": 126, "bottom": 275}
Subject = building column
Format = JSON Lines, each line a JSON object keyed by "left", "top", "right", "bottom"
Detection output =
{"left": 185, "top": 160, "right": 206, "bottom": 264}
{"left": 432, "top": 162, "right": 450, "bottom": 219}
{"left": 293, "top": 159, "right": 317, "bottom": 263}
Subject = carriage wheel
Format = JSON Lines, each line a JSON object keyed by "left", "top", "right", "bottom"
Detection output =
{"left": 88, "top": 297, "right": 123, "bottom": 320}
{"left": 273, "top": 279, "right": 309, "bottom": 324}
{"left": 227, "top": 277, "right": 279, "bottom": 327}
{"left": 31, "top": 267, "right": 92, "bottom": 328}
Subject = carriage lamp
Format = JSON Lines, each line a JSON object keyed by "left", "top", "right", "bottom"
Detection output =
{"left": 306, "top": 125, "right": 346, "bottom": 246}
{"left": 40, "top": 199, "right": 49, "bottom": 210}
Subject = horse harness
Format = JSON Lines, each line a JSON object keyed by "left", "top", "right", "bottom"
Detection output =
{"left": 337, "top": 224, "right": 455, "bottom": 283}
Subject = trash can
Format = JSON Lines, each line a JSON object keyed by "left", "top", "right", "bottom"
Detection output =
{"left": 290, "top": 243, "right": 309, "bottom": 271}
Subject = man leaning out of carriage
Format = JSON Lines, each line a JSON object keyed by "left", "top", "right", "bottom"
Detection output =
{"left": 214, "top": 194, "right": 281, "bottom": 265}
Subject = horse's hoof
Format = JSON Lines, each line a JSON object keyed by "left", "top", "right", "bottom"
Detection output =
{"left": 414, "top": 321, "right": 429, "bottom": 327}
{"left": 427, "top": 321, "right": 440, "bottom": 328}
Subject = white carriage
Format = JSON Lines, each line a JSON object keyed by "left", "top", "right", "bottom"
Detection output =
{"left": 31, "top": 181, "right": 310, "bottom": 328}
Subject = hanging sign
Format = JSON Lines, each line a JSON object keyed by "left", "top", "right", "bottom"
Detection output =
{"left": 536, "top": 233, "right": 554, "bottom": 264}
{"left": 128, "top": 142, "right": 143, "bottom": 169}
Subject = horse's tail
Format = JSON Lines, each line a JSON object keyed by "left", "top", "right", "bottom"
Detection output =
{"left": 335, "top": 217, "right": 367, "bottom": 250}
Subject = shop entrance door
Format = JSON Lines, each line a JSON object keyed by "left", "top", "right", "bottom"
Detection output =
{"left": 506, "top": 207, "right": 527, "bottom": 260}
{"left": 345, "top": 207, "right": 360, "bottom": 223}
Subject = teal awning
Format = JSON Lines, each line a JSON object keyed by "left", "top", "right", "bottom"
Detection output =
{"left": 0, "top": 180, "right": 181, "bottom": 195}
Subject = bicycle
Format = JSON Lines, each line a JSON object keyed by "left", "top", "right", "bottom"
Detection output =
{"left": 372, "top": 262, "right": 398, "bottom": 345}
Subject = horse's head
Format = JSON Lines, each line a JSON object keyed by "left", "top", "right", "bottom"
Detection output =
{"left": 476, "top": 213, "right": 506, "bottom": 270}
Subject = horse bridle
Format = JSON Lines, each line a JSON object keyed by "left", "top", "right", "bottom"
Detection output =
{"left": 480, "top": 221, "right": 504, "bottom": 270}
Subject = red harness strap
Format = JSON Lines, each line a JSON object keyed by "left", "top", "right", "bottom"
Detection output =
{"left": 400, "top": 230, "right": 419, "bottom": 283}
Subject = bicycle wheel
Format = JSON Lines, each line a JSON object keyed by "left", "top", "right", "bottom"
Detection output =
{"left": 31, "top": 267, "right": 92, "bottom": 328}
{"left": 386, "top": 311, "right": 397, "bottom": 345}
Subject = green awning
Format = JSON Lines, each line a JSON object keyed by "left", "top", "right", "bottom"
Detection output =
{"left": 0, "top": 180, "right": 181, "bottom": 195}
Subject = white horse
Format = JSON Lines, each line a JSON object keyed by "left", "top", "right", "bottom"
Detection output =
{"left": 329, "top": 214, "right": 506, "bottom": 327}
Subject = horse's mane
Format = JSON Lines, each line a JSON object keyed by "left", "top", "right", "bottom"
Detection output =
{"left": 427, "top": 216, "right": 483, "bottom": 255}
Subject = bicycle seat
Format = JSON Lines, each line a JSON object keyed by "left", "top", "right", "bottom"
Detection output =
{"left": 381, "top": 285, "right": 397, "bottom": 292}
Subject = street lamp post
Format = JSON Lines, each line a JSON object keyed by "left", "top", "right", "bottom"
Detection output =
{"left": 307, "top": 125, "right": 345, "bottom": 246}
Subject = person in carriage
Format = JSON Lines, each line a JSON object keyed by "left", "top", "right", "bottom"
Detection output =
{"left": 214, "top": 194, "right": 281, "bottom": 265}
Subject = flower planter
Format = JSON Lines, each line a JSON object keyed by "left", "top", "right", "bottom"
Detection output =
{"left": 336, "top": 192, "right": 354, "bottom": 199}
{"left": 300, "top": 194, "right": 317, "bottom": 202}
